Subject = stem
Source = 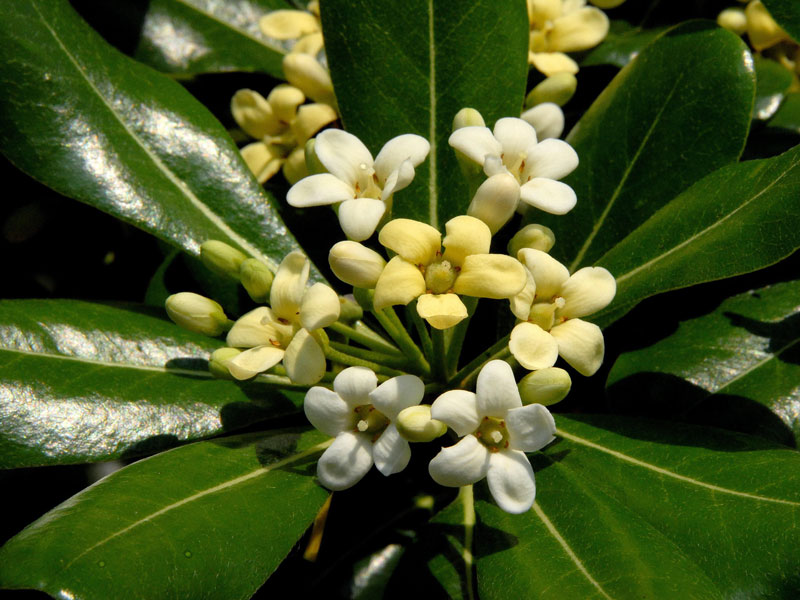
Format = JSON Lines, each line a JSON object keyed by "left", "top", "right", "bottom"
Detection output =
{"left": 325, "top": 346, "right": 406, "bottom": 377}
{"left": 460, "top": 485, "right": 476, "bottom": 600}
{"left": 251, "top": 373, "right": 315, "bottom": 389}
{"left": 408, "top": 301, "right": 434, "bottom": 362}
{"left": 431, "top": 328, "right": 448, "bottom": 382}
{"left": 445, "top": 296, "right": 479, "bottom": 377}
{"left": 448, "top": 333, "right": 511, "bottom": 390}
{"left": 328, "top": 321, "right": 402, "bottom": 355}
{"left": 372, "top": 306, "right": 431, "bottom": 376}
{"left": 328, "top": 340, "right": 410, "bottom": 369}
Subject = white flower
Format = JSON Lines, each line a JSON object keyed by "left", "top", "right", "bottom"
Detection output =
{"left": 224, "top": 251, "right": 340, "bottom": 385}
{"left": 520, "top": 102, "right": 565, "bottom": 141}
{"left": 429, "top": 360, "right": 556, "bottom": 514}
{"left": 287, "top": 129, "right": 430, "bottom": 241}
{"left": 304, "top": 367, "right": 426, "bottom": 490}
{"left": 508, "top": 249, "right": 616, "bottom": 376}
{"left": 448, "top": 117, "right": 578, "bottom": 216}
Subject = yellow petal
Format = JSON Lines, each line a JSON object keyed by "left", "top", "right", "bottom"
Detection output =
{"left": 231, "top": 89, "right": 281, "bottom": 139}
{"left": 530, "top": 52, "right": 579, "bottom": 76}
{"left": 559, "top": 266, "right": 616, "bottom": 319}
{"left": 509, "top": 322, "right": 559, "bottom": 370}
{"left": 281, "top": 147, "right": 308, "bottom": 184}
{"left": 517, "top": 248, "right": 569, "bottom": 299}
{"left": 300, "top": 283, "right": 341, "bottom": 330}
{"left": 227, "top": 345, "right": 285, "bottom": 380}
{"left": 416, "top": 293, "right": 469, "bottom": 330}
{"left": 529, "top": 0, "right": 562, "bottom": 26}
{"left": 441, "top": 215, "right": 491, "bottom": 265}
{"left": 549, "top": 7, "right": 609, "bottom": 52}
{"left": 282, "top": 53, "right": 336, "bottom": 108}
{"left": 270, "top": 250, "right": 309, "bottom": 322}
{"left": 454, "top": 254, "right": 527, "bottom": 299}
{"left": 746, "top": 0, "right": 789, "bottom": 51}
{"left": 550, "top": 318, "right": 604, "bottom": 376}
{"left": 266, "top": 84, "right": 305, "bottom": 124}
{"left": 240, "top": 142, "right": 283, "bottom": 184}
{"left": 283, "top": 328, "right": 326, "bottom": 385}
{"left": 293, "top": 32, "right": 325, "bottom": 56}
{"left": 292, "top": 103, "right": 338, "bottom": 144}
{"left": 373, "top": 256, "right": 426, "bottom": 310}
{"left": 259, "top": 10, "right": 320, "bottom": 40}
{"left": 378, "top": 218, "right": 441, "bottom": 265}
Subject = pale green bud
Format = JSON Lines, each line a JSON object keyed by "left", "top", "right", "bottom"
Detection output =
{"left": 452, "top": 107, "right": 485, "bottom": 130}
{"left": 165, "top": 292, "right": 231, "bottom": 336}
{"left": 508, "top": 224, "right": 556, "bottom": 257}
{"left": 239, "top": 258, "right": 274, "bottom": 303}
{"left": 201, "top": 240, "right": 248, "bottom": 280}
{"left": 525, "top": 73, "right": 577, "bottom": 108}
{"left": 717, "top": 8, "right": 747, "bottom": 35}
{"left": 396, "top": 405, "right": 447, "bottom": 442}
{"left": 518, "top": 367, "right": 572, "bottom": 406}
{"left": 208, "top": 347, "right": 242, "bottom": 380}
{"left": 338, "top": 295, "right": 364, "bottom": 322}
{"left": 304, "top": 138, "right": 327, "bottom": 175}
{"left": 589, "top": 0, "right": 626, "bottom": 9}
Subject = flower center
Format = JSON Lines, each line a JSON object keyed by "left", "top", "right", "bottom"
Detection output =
{"left": 424, "top": 259, "right": 459, "bottom": 294}
{"left": 353, "top": 404, "right": 390, "bottom": 438}
{"left": 354, "top": 163, "right": 382, "bottom": 198}
{"left": 501, "top": 151, "right": 527, "bottom": 182}
{"left": 475, "top": 416, "right": 509, "bottom": 452}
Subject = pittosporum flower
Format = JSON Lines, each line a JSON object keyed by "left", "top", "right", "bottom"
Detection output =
{"left": 259, "top": 1, "right": 323, "bottom": 56}
{"left": 287, "top": 129, "right": 430, "bottom": 241}
{"left": 429, "top": 360, "right": 556, "bottom": 514}
{"left": 508, "top": 248, "right": 616, "bottom": 376}
{"left": 520, "top": 102, "right": 565, "bottom": 141}
{"left": 304, "top": 367, "right": 431, "bottom": 490}
{"left": 224, "top": 251, "right": 340, "bottom": 385}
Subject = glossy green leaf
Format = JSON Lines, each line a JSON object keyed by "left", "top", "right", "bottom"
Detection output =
{"left": 0, "top": 0, "right": 306, "bottom": 276}
{"left": 134, "top": 0, "right": 295, "bottom": 77}
{"left": 595, "top": 143, "right": 800, "bottom": 326}
{"left": 0, "top": 300, "right": 302, "bottom": 468}
{"left": 425, "top": 487, "right": 474, "bottom": 600}
{"left": 0, "top": 429, "right": 330, "bottom": 600}
{"left": 581, "top": 21, "right": 666, "bottom": 68}
{"left": 535, "top": 22, "right": 755, "bottom": 271}
{"left": 477, "top": 415, "right": 800, "bottom": 599}
{"left": 754, "top": 55, "right": 795, "bottom": 120}
{"left": 607, "top": 280, "right": 800, "bottom": 446}
{"left": 322, "top": 0, "right": 529, "bottom": 228}
{"left": 769, "top": 91, "right": 800, "bottom": 134}
{"left": 762, "top": 0, "right": 800, "bottom": 43}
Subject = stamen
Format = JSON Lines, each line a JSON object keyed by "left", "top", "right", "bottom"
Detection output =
{"left": 357, "top": 420, "right": 368, "bottom": 432}
{"left": 269, "top": 339, "right": 281, "bottom": 347}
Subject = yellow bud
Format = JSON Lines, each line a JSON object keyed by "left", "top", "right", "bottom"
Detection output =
{"left": 208, "top": 347, "right": 242, "bottom": 380}
{"left": 201, "top": 240, "right": 248, "bottom": 280}
{"left": 165, "top": 292, "right": 231, "bottom": 336}
{"left": 396, "top": 405, "right": 447, "bottom": 442}
{"left": 525, "top": 73, "right": 577, "bottom": 108}
{"left": 508, "top": 224, "right": 556, "bottom": 257}
{"left": 518, "top": 367, "right": 572, "bottom": 406}
{"left": 239, "top": 259, "right": 274, "bottom": 303}
{"left": 282, "top": 53, "right": 337, "bottom": 108}
{"left": 452, "top": 107, "right": 485, "bottom": 130}
{"left": 717, "top": 8, "right": 748, "bottom": 35}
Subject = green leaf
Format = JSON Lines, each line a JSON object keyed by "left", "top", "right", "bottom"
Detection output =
{"left": 0, "top": 0, "right": 307, "bottom": 276}
{"left": 607, "top": 280, "right": 800, "bottom": 447}
{"left": 769, "top": 91, "right": 800, "bottom": 134}
{"left": 595, "top": 143, "right": 800, "bottom": 326}
{"left": 425, "top": 487, "right": 475, "bottom": 600}
{"left": 477, "top": 415, "right": 800, "bottom": 598}
{"left": 0, "top": 429, "right": 330, "bottom": 600}
{"left": 762, "top": 0, "right": 800, "bottom": 44}
{"left": 134, "top": 0, "right": 295, "bottom": 77}
{"left": 0, "top": 300, "right": 301, "bottom": 468}
{"left": 322, "top": 0, "right": 529, "bottom": 228}
{"left": 535, "top": 22, "right": 755, "bottom": 272}
{"left": 581, "top": 21, "right": 667, "bottom": 68}
{"left": 754, "top": 55, "right": 794, "bottom": 120}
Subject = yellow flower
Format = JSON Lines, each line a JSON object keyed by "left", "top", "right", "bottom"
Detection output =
{"left": 372, "top": 216, "right": 527, "bottom": 329}
{"left": 259, "top": 1, "right": 323, "bottom": 56}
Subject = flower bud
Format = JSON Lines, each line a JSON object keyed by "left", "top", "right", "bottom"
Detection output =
{"left": 452, "top": 107, "right": 485, "bottom": 130}
{"left": 508, "top": 224, "right": 556, "bottom": 257}
{"left": 396, "top": 405, "right": 447, "bottom": 442}
{"left": 231, "top": 89, "right": 276, "bottom": 139}
{"left": 525, "top": 73, "right": 577, "bottom": 108}
{"left": 521, "top": 102, "right": 565, "bottom": 140}
{"left": 589, "top": 0, "right": 626, "bottom": 8}
{"left": 208, "top": 347, "right": 242, "bottom": 380}
{"left": 201, "top": 240, "right": 248, "bottom": 280}
{"left": 518, "top": 367, "right": 572, "bottom": 406}
{"left": 329, "top": 241, "right": 386, "bottom": 288}
{"left": 303, "top": 138, "right": 327, "bottom": 175}
{"left": 282, "top": 53, "right": 337, "bottom": 108}
{"left": 338, "top": 294, "right": 364, "bottom": 322}
{"left": 467, "top": 173, "right": 520, "bottom": 234}
{"left": 239, "top": 258, "right": 274, "bottom": 302}
{"left": 165, "top": 292, "right": 231, "bottom": 336}
{"left": 746, "top": 0, "right": 787, "bottom": 51}
{"left": 717, "top": 8, "right": 747, "bottom": 35}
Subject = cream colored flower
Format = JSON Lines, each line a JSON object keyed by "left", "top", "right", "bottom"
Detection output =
{"left": 259, "top": 1, "right": 324, "bottom": 56}
{"left": 508, "top": 249, "right": 615, "bottom": 376}
{"left": 527, "top": 0, "right": 609, "bottom": 76}
{"left": 371, "top": 216, "right": 527, "bottom": 329}
{"left": 224, "top": 251, "right": 340, "bottom": 385}
{"left": 233, "top": 86, "right": 337, "bottom": 184}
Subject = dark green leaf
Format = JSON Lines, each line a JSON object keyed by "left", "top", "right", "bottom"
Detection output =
{"left": 769, "top": 91, "right": 800, "bottom": 133}
{"left": 0, "top": 300, "right": 301, "bottom": 468}
{"left": 425, "top": 488, "right": 474, "bottom": 600}
{"left": 607, "top": 280, "right": 800, "bottom": 446}
{"left": 322, "top": 0, "right": 529, "bottom": 228}
{"left": 0, "top": 429, "right": 330, "bottom": 600}
{"left": 762, "top": 0, "right": 800, "bottom": 43}
{"left": 134, "top": 0, "right": 295, "bottom": 77}
{"left": 0, "top": 0, "right": 309, "bottom": 276}
{"left": 754, "top": 55, "right": 794, "bottom": 120}
{"left": 581, "top": 21, "right": 667, "bottom": 68}
{"left": 595, "top": 143, "right": 800, "bottom": 326}
{"left": 477, "top": 415, "right": 800, "bottom": 599}
{"left": 535, "top": 22, "right": 755, "bottom": 271}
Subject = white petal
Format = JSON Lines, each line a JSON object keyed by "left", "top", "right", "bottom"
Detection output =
{"left": 467, "top": 173, "right": 520, "bottom": 235}
{"left": 317, "top": 431, "right": 373, "bottom": 490}
{"left": 338, "top": 197, "right": 386, "bottom": 241}
{"left": 448, "top": 126, "right": 502, "bottom": 166}
{"left": 520, "top": 103, "right": 564, "bottom": 140}
{"left": 374, "top": 134, "right": 430, "bottom": 184}
{"left": 517, "top": 249, "right": 570, "bottom": 299}
{"left": 505, "top": 404, "right": 557, "bottom": 452}
{"left": 550, "top": 319, "right": 605, "bottom": 376}
{"left": 492, "top": 117, "right": 538, "bottom": 157}
{"left": 560, "top": 267, "right": 616, "bottom": 319}
{"left": 314, "top": 129, "right": 373, "bottom": 185}
{"left": 549, "top": 7, "right": 609, "bottom": 53}
{"left": 373, "top": 424, "right": 411, "bottom": 476}
{"left": 227, "top": 345, "right": 285, "bottom": 380}
{"left": 227, "top": 307, "right": 284, "bottom": 348}
{"left": 522, "top": 139, "right": 578, "bottom": 181}
{"left": 270, "top": 250, "right": 309, "bottom": 322}
{"left": 509, "top": 322, "right": 560, "bottom": 371}
{"left": 519, "top": 178, "right": 577, "bottom": 215}
{"left": 283, "top": 328, "right": 326, "bottom": 385}
{"left": 380, "top": 159, "right": 416, "bottom": 201}
{"left": 486, "top": 450, "right": 536, "bottom": 514}
{"left": 369, "top": 374, "right": 425, "bottom": 419}
{"left": 287, "top": 173, "right": 355, "bottom": 207}
{"left": 430, "top": 390, "right": 480, "bottom": 436}
{"left": 475, "top": 359, "right": 522, "bottom": 417}
{"left": 304, "top": 386, "right": 352, "bottom": 436}
{"left": 333, "top": 366, "right": 378, "bottom": 406}
{"left": 428, "top": 435, "right": 490, "bottom": 487}
{"left": 510, "top": 269, "right": 536, "bottom": 321}
{"left": 300, "top": 283, "right": 341, "bottom": 330}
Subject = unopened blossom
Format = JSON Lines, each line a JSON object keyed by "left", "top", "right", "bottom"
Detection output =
{"left": 304, "top": 367, "right": 430, "bottom": 490}
{"left": 287, "top": 129, "right": 430, "bottom": 241}
{"left": 232, "top": 86, "right": 337, "bottom": 184}
{"left": 527, "top": 0, "right": 610, "bottom": 76}
{"left": 259, "top": 1, "right": 323, "bottom": 56}
{"left": 224, "top": 251, "right": 340, "bottom": 385}
{"left": 372, "top": 216, "right": 527, "bottom": 329}
{"left": 509, "top": 248, "right": 615, "bottom": 376}
{"left": 429, "top": 360, "right": 556, "bottom": 514}
{"left": 525, "top": 72, "right": 577, "bottom": 107}
{"left": 449, "top": 116, "right": 578, "bottom": 215}
{"left": 165, "top": 292, "right": 231, "bottom": 336}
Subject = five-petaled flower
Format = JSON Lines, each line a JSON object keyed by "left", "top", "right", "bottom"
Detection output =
{"left": 429, "top": 360, "right": 556, "bottom": 514}
{"left": 304, "top": 367, "right": 427, "bottom": 490}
